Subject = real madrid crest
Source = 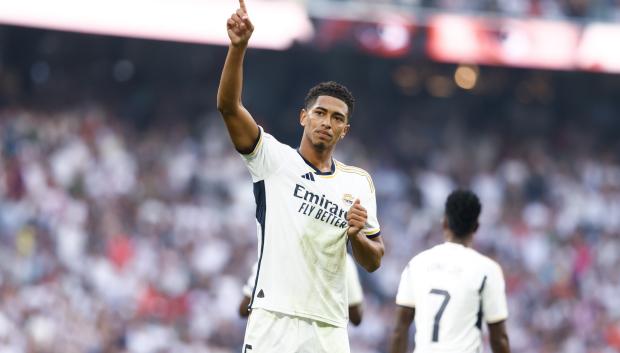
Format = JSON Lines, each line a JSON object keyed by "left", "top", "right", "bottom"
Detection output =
{"left": 343, "top": 193, "right": 354, "bottom": 206}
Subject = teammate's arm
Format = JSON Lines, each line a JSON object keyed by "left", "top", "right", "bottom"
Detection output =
{"left": 483, "top": 262, "right": 510, "bottom": 353}
{"left": 347, "top": 199, "right": 384, "bottom": 272}
{"left": 488, "top": 320, "right": 510, "bottom": 353}
{"left": 216, "top": 0, "right": 260, "bottom": 154}
{"left": 388, "top": 305, "right": 415, "bottom": 353}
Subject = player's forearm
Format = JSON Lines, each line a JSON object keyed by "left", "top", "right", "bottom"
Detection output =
{"left": 349, "top": 233, "right": 383, "bottom": 272}
{"left": 490, "top": 334, "right": 510, "bottom": 353}
{"left": 388, "top": 326, "right": 409, "bottom": 353}
{"left": 488, "top": 321, "right": 511, "bottom": 353}
{"left": 217, "top": 44, "right": 247, "bottom": 115}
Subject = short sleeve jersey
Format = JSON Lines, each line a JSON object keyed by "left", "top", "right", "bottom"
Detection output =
{"left": 241, "top": 127, "right": 380, "bottom": 327}
{"left": 395, "top": 242, "right": 508, "bottom": 353}
{"left": 345, "top": 254, "right": 363, "bottom": 306}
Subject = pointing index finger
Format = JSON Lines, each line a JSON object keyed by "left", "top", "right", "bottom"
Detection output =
{"left": 239, "top": 0, "right": 248, "bottom": 14}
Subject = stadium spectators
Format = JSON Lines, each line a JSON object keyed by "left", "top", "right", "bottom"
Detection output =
{"left": 0, "top": 94, "right": 618, "bottom": 352}
{"left": 0, "top": 27, "right": 619, "bottom": 353}
{"left": 329, "top": 0, "right": 620, "bottom": 21}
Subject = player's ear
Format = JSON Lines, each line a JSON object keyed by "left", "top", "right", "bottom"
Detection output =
{"left": 300, "top": 109, "right": 307, "bottom": 127}
{"left": 441, "top": 217, "right": 448, "bottom": 230}
{"left": 340, "top": 124, "right": 350, "bottom": 140}
{"left": 472, "top": 222, "right": 479, "bottom": 233}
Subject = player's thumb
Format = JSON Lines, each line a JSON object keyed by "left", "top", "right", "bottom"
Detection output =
{"left": 353, "top": 199, "right": 360, "bottom": 206}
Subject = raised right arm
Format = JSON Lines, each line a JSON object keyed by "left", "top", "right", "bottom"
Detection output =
{"left": 216, "top": 0, "right": 259, "bottom": 154}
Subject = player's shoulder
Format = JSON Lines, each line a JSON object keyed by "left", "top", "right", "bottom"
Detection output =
{"left": 414, "top": 243, "right": 449, "bottom": 258}
{"left": 469, "top": 248, "right": 504, "bottom": 275}
{"left": 334, "top": 160, "right": 372, "bottom": 176}
{"left": 334, "top": 160, "right": 375, "bottom": 193}
{"left": 255, "top": 126, "right": 290, "bottom": 148}
{"left": 405, "top": 245, "right": 439, "bottom": 269}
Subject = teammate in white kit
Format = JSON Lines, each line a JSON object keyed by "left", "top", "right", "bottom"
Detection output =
{"left": 217, "top": 1, "right": 385, "bottom": 352}
{"left": 238, "top": 254, "right": 365, "bottom": 326}
{"left": 389, "top": 190, "right": 510, "bottom": 353}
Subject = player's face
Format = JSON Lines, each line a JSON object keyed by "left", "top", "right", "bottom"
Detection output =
{"left": 300, "top": 96, "right": 350, "bottom": 150}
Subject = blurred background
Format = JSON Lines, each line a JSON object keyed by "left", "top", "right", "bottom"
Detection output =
{"left": 0, "top": 0, "right": 619, "bottom": 352}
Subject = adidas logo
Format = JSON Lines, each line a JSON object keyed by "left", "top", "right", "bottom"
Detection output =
{"left": 257, "top": 289, "right": 265, "bottom": 298}
{"left": 301, "top": 172, "right": 315, "bottom": 181}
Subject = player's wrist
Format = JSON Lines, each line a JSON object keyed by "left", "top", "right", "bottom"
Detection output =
{"left": 230, "top": 41, "right": 249, "bottom": 49}
{"left": 347, "top": 227, "right": 362, "bottom": 239}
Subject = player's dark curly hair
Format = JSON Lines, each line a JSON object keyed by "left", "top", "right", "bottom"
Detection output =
{"left": 304, "top": 81, "right": 355, "bottom": 120}
{"left": 445, "top": 189, "right": 482, "bottom": 238}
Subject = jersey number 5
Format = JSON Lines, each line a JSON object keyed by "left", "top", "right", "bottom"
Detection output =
{"left": 430, "top": 289, "right": 451, "bottom": 342}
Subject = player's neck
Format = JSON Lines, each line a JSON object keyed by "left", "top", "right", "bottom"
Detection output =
{"left": 445, "top": 233, "right": 473, "bottom": 247}
{"left": 298, "top": 140, "right": 334, "bottom": 173}
{"left": 447, "top": 239, "right": 470, "bottom": 247}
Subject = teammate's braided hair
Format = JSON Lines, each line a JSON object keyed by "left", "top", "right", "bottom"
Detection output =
{"left": 445, "top": 190, "right": 481, "bottom": 238}
{"left": 304, "top": 81, "right": 355, "bottom": 120}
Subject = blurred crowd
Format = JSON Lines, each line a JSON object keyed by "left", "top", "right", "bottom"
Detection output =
{"left": 418, "top": 0, "right": 619, "bottom": 19}
{"left": 0, "top": 108, "right": 257, "bottom": 353}
{"left": 0, "top": 96, "right": 619, "bottom": 353}
{"left": 1, "top": 25, "right": 620, "bottom": 353}
{"left": 334, "top": 0, "right": 620, "bottom": 21}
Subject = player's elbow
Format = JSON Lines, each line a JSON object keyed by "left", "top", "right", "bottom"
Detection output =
{"left": 216, "top": 95, "right": 238, "bottom": 116}
{"left": 363, "top": 258, "right": 381, "bottom": 273}
{"left": 216, "top": 100, "right": 234, "bottom": 116}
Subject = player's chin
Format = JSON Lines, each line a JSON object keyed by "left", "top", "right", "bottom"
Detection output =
{"left": 312, "top": 140, "right": 329, "bottom": 150}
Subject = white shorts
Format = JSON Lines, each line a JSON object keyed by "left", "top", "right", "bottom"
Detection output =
{"left": 242, "top": 308, "right": 350, "bottom": 353}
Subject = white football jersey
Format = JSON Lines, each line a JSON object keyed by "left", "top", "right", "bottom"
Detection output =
{"left": 345, "top": 254, "right": 364, "bottom": 306}
{"left": 243, "top": 254, "right": 364, "bottom": 306}
{"left": 396, "top": 242, "right": 508, "bottom": 353}
{"left": 241, "top": 127, "right": 380, "bottom": 327}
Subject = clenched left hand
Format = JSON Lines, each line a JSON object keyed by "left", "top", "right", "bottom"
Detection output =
{"left": 346, "top": 199, "right": 367, "bottom": 237}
